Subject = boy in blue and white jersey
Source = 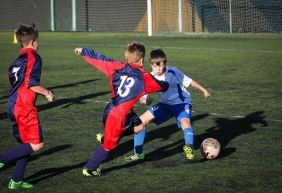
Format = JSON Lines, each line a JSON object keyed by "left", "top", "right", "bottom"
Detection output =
{"left": 126, "top": 48, "right": 211, "bottom": 161}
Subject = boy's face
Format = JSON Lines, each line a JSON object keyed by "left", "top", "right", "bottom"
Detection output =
{"left": 151, "top": 62, "right": 165, "bottom": 76}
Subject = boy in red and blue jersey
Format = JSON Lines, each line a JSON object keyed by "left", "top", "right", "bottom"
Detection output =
{"left": 74, "top": 42, "right": 168, "bottom": 176}
{"left": 0, "top": 24, "right": 54, "bottom": 189}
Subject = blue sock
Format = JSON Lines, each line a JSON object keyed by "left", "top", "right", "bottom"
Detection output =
{"left": 12, "top": 154, "right": 30, "bottom": 182}
{"left": 134, "top": 128, "right": 146, "bottom": 154}
{"left": 183, "top": 128, "right": 194, "bottom": 147}
{"left": 84, "top": 145, "right": 109, "bottom": 171}
{"left": 0, "top": 143, "right": 33, "bottom": 164}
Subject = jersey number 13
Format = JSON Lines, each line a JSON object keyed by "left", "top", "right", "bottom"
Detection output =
{"left": 117, "top": 75, "right": 135, "bottom": 97}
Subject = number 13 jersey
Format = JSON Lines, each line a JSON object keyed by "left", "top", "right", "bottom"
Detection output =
{"left": 80, "top": 48, "right": 168, "bottom": 150}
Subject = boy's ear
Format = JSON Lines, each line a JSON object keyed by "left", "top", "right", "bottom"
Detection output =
{"left": 139, "top": 58, "right": 144, "bottom": 65}
{"left": 31, "top": 40, "right": 38, "bottom": 49}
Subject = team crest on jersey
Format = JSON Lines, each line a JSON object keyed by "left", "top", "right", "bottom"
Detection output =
{"left": 151, "top": 105, "right": 159, "bottom": 111}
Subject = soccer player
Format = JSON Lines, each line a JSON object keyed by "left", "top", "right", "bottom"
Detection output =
{"left": 0, "top": 24, "right": 54, "bottom": 189}
{"left": 126, "top": 48, "right": 210, "bottom": 161}
{"left": 74, "top": 42, "right": 168, "bottom": 176}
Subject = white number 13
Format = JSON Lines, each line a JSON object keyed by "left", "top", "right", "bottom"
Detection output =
{"left": 117, "top": 75, "right": 135, "bottom": 97}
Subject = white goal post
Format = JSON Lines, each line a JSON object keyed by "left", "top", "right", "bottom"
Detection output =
{"left": 147, "top": 0, "right": 282, "bottom": 36}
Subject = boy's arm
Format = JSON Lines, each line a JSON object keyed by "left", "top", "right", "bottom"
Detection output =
{"left": 30, "top": 86, "right": 55, "bottom": 102}
{"left": 74, "top": 47, "right": 124, "bottom": 76}
{"left": 143, "top": 73, "right": 169, "bottom": 94}
{"left": 26, "top": 54, "right": 54, "bottom": 102}
{"left": 171, "top": 67, "right": 210, "bottom": 98}
{"left": 190, "top": 80, "right": 211, "bottom": 98}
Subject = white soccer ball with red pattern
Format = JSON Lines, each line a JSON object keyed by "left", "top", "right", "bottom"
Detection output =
{"left": 200, "top": 138, "right": 221, "bottom": 160}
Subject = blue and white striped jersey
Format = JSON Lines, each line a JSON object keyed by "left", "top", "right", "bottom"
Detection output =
{"left": 152, "top": 66, "right": 192, "bottom": 105}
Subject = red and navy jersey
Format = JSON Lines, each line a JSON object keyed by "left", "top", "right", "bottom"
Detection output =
{"left": 81, "top": 48, "right": 168, "bottom": 115}
{"left": 7, "top": 48, "right": 42, "bottom": 112}
{"left": 80, "top": 48, "right": 168, "bottom": 150}
{"left": 7, "top": 47, "right": 43, "bottom": 144}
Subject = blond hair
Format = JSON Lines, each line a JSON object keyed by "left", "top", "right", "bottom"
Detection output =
{"left": 124, "top": 41, "right": 145, "bottom": 64}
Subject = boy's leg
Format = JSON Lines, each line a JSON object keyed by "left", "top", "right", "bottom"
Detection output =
{"left": 183, "top": 127, "right": 194, "bottom": 147}
{"left": 124, "top": 128, "right": 146, "bottom": 161}
{"left": 175, "top": 104, "right": 194, "bottom": 160}
{"left": 183, "top": 127, "right": 195, "bottom": 160}
{"left": 8, "top": 154, "right": 33, "bottom": 189}
{"left": 12, "top": 154, "right": 30, "bottom": 182}
{"left": 83, "top": 145, "right": 109, "bottom": 177}
{"left": 134, "top": 128, "right": 146, "bottom": 154}
{"left": 126, "top": 105, "right": 171, "bottom": 162}
{"left": 0, "top": 143, "right": 33, "bottom": 165}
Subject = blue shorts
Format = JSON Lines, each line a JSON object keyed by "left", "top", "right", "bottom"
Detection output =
{"left": 149, "top": 102, "right": 192, "bottom": 128}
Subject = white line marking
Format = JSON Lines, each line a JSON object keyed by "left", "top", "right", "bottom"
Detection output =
{"left": 2, "top": 42, "right": 281, "bottom": 54}
{"left": 56, "top": 96, "right": 282, "bottom": 123}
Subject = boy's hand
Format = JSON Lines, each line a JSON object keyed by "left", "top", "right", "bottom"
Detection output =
{"left": 139, "top": 95, "right": 153, "bottom": 105}
{"left": 74, "top": 48, "right": 82, "bottom": 55}
{"left": 203, "top": 89, "right": 211, "bottom": 98}
{"left": 46, "top": 90, "right": 55, "bottom": 102}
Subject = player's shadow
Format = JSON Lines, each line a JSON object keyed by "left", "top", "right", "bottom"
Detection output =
{"left": 194, "top": 111, "right": 267, "bottom": 159}
{"left": 152, "top": 111, "right": 267, "bottom": 160}
{"left": 109, "top": 113, "right": 210, "bottom": 160}
{"left": 102, "top": 111, "right": 267, "bottom": 174}
{"left": 1, "top": 144, "right": 72, "bottom": 170}
{"left": 23, "top": 144, "right": 85, "bottom": 184}
{"left": 0, "top": 91, "right": 109, "bottom": 120}
{"left": 47, "top": 79, "right": 98, "bottom": 90}
{"left": 21, "top": 111, "right": 267, "bottom": 180}
{"left": 38, "top": 91, "right": 110, "bottom": 111}
{"left": 0, "top": 79, "right": 105, "bottom": 120}
{"left": 25, "top": 161, "right": 86, "bottom": 184}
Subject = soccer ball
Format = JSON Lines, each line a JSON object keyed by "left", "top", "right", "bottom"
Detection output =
{"left": 200, "top": 138, "right": 221, "bottom": 160}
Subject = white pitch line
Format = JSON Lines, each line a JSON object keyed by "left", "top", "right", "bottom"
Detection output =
{"left": 208, "top": 112, "right": 282, "bottom": 123}
{"left": 159, "top": 46, "right": 282, "bottom": 54}
{"left": 71, "top": 43, "right": 282, "bottom": 54}
{"left": 56, "top": 96, "right": 282, "bottom": 123}
{"left": 2, "top": 41, "right": 281, "bottom": 54}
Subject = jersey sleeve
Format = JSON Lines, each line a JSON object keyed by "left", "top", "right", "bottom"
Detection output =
{"left": 170, "top": 67, "right": 192, "bottom": 88}
{"left": 143, "top": 72, "right": 169, "bottom": 94}
{"left": 28, "top": 53, "right": 42, "bottom": 87}
{"left": 80, "top": 48, "right": 125, "bottom": 76}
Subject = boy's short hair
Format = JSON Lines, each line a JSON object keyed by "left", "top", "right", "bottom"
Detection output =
{"left": 124, "top": 41, "right": 145, "bottom": 63}
{"left": 16, "top": 23, "right": 38, "bottom": 46}
{"left": 149, "top": 49, "right": 167, "bottom": 66}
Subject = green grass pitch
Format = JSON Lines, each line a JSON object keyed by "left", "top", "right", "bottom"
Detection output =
{"left": 0, "top": 32, "right": 282, "bottom": 193}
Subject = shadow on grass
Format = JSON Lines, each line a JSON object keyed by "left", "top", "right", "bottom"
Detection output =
{"left": 26, "top": 161, "right": 86, "bottom": 184}
{"left": 47, "top": 79, "right": 98, "bottom": 90}
{"left": 194, "top": 111, "right": 267, "bottom": 159}
{"left": 103, "top": 111, "right": 267, "bottom": 174}
{"left": 20, "top": 114, "right": 208, "bottom": 183}
{"left": 22, "top": 111, "right": 267, "bottom": 180}
{"left": 110, "top": 113, "right": 210, "bottom": 160}
{"left": 0, "top": 91, "right": 109, "bottom": 120}
{"left": 38, "top": 91, "right": 109, "bottom": 111}
{"left": 0, "top": 78, "right": 105, "bottom": 120}
{"left": 1, "top": 144, "right": 72, "bottom": 170}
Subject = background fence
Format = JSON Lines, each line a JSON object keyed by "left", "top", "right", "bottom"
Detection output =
{"left": 0, "top": 0, "right": 281, "bottom": 33}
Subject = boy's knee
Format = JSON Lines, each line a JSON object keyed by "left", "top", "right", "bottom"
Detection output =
{"left": 134, "top": 123, "right": 145, "bottom": 133}
{"left": 30, "top": 142, "right": 44, "bottom": 152}
{"left": 180, "top": 118, "right": 191, "bottom": 129}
